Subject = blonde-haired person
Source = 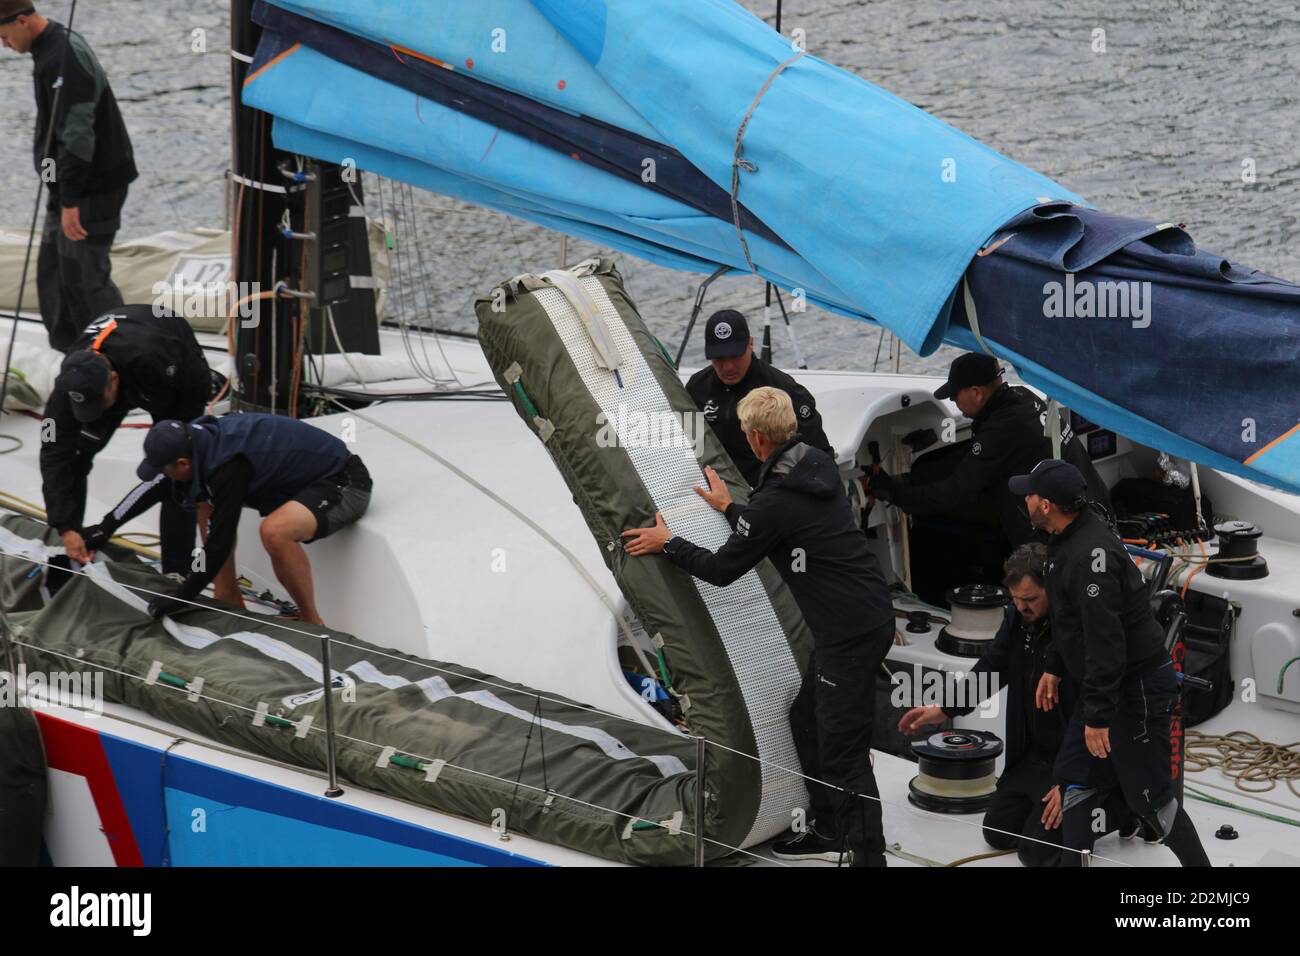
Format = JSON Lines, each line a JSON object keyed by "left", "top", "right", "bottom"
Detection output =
{"left": 624, "top": 386, "right": 895, "bottom": 867}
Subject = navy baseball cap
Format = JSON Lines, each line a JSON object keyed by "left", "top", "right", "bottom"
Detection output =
{"left": 1008, "top": 459, "right": 1088, "bottom": 505}
{"left": 57, "top": 351, "right": 113, "bottom": 424}
{"left": 704, "top": 310, "right": 750, "bottom": 359}
{"left": 137, "top": 420, "right": 193, "bottom": 481}
{"left": 934, "top": 352, "right": 1003, "bottom": 400}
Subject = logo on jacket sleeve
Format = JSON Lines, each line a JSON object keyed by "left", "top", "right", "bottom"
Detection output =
{"left": 736, "top": 515, "right": 751, "bottom": 537}
{"left": 1086, "top": 583, "right": 1100, "bottom": 597}
{"left": 799, "top": 404, "right": 811, "bottom": 419}
{"left": 972, "top": 441, "right": 983, "bottom": 456}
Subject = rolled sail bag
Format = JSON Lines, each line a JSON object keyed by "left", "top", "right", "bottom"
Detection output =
{"left": 476, "top": 257, "right": 814, "bottom": 852}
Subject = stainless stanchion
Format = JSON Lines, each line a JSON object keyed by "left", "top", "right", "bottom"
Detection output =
{"left": 694, "top": 735, "right": 706, "bottom": 867}
{"left": 320, "top": 634, "right": 344, "bottom": 798}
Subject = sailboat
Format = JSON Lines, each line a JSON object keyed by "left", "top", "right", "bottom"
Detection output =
{"left": 1, "top": 0, "right": 1296, "bottom": 866}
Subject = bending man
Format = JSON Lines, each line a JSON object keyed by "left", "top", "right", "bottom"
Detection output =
{"left": 87, "top": 414, "right": 371, "bottom": 626}
{"left": 41, "top": 305, "right": 218, "bottom": 575}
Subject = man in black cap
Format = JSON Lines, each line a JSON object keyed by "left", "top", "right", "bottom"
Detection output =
{"left": 868, "top": 351, "right": 1108, "bottom": 547}
{"left": 1, "top": 2, "right": 137, "bottom": 350}
{"left": 40, "top": 306, "right": 218, "bottom": 575}
{"left": 1011, "top": 459, "right": 1210, "bottom": 866}
{"left": 86, "top": 414, "right": 372, "bottom": 627}
{"left": 686, "top": 309, "right": 833, "bottom": 487}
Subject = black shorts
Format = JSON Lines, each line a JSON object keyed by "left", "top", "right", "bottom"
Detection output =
{"left": 293, "top": 455, "right": 372, "bottom": 543}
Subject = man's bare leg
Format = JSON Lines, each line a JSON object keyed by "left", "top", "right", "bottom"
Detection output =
{"left": 197, "top": 502, "right": 245, "bottom": 608}
{"left": 260, "top": 501, "right": 323, "bottom": 625}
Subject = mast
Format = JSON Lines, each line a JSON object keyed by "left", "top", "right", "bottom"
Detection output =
{"left": 229, "top": 0, "right": 379, "bottom": 415}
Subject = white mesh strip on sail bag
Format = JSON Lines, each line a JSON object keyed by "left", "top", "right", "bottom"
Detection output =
{"left": 530, "top": 277, "right": 808, "bottom": 846}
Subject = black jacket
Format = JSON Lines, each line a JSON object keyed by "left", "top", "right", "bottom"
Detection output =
{"left": 40, "top": 306, "right": 211, "bottom": 534}
{"left": 943, "top": 605, "right": 1077, "bottom": 770}
{"left": 1043, "top": 506, "right": 1169, "bottom": 728}
{"left": 883, "top": 384, "right": 1109, "bottom": 546}
{"left": 31, "top": 21, "right": 137, "bottom": 208}
{"left": 664, "top": 439, "right": 894, "bottom": 654}
{"left": 686, "top": 357, "right": 833, "bottom": 487}
{"left": 97, "top": 414, "right": 353, "bottom": 603}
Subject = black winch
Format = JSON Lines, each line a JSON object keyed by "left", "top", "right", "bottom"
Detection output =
{"left": 1205, "top": 521, "right": 1268, "bottom": 580}
{"left": 936, "top": 584, "right": 1009, "bottom": 657}
{"left": 908, "top": 730, "right": 1003, "bottom": 814}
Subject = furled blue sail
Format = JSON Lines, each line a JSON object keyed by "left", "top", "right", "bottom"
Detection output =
{"left": 242, "top": 0, "right": 1299, "bottom": 492}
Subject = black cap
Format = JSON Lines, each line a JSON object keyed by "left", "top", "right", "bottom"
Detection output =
{"left": 1008, "top": 459, "right": 1087, "bottom": 505}
{"left": 57, "top": 351, "right": 113, "bottom": 424}
{"left": 934, "top": 352, "right": 1002, "bottom": 400}
{"left": 703, "top": 310, "right": 750, "bottom": 359}
{"left": 137, "top": 420, "right": 193, "bottom": 481}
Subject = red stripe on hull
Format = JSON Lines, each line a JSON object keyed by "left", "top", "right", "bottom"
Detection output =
{"left": 35, "top": 712, "right": 144, "bottom": 867}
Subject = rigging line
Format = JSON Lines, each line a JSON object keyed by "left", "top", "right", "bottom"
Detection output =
{"left": 7, "top": 516, "right": 1111, "bottom": 861}
{"left": 8, "top": 639, "right": 777, "bottom": 866}
{"left": 389, "top": 180, "right": 443, "bottom": 386}
{"left": 401, "top": 181, "right": 462, "bottom": 385}
{"left": 375, "top": 176, "right": 424, "bottom": 384}
{"left": 0, "top": 546, "right": 338, "bottom": 645}
{"left": 699, "top": 733, "right": 1133, "bottom": 866}
{"left": 0, "top": 0, "right": 81, "bottom": 427}
{"left": 319, "top": 397, "right": 665, "bottom": 692}
{"left": 318, "top": 726, "right": 787, "bottom": 867}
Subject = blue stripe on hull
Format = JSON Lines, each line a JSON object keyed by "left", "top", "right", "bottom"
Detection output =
{"left": 97, "top": 729, "right": 545, "bottom": 867}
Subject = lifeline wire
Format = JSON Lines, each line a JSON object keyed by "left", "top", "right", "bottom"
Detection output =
{"left": 9, "top": 635, "right": 787, "bottom": 868}
{"left": 3, "top": 538, "right": 1132, "bottom": 866}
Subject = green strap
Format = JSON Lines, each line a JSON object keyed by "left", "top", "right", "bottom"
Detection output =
{"left": 512, "top": 379, "right": 539, "bottom": 419}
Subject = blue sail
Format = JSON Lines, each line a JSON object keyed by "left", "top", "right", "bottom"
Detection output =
{"left": 242, "top": 0, "right": 1299, "bottom": 493}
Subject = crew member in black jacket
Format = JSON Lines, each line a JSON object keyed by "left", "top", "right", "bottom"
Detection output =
{"left": 1013, "top": 459, "right": 1210, "bottom": 866}
{"left": 686, "top": 310, "right": 833, "bottom": 487}
{"left": 899, "top": 543, "right": 1133, "bottom": 865}
{"left": 623, "top": 386, "right": 894, "bottom": 866}
{"left": 869, "top": 352, "right": 1108, "bottom": 547}
{"left": 41, "top": 306, "right": 218, "bottom": 575}
{"left": 89, "top": 414, "right": 372, "bottom": 627}
{"left": 1, "top": 2, "right": 138, "bottom": 350}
